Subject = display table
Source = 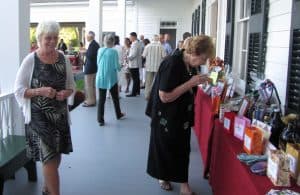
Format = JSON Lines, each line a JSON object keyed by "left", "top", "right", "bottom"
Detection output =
{"left": 193, "top": 88, "right": 214, "bottom": 178}
{"left": 209, "top": 120, "right": 300, "bottom": 195}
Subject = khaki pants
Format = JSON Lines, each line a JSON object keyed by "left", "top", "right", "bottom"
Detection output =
{"left": 84, "top": 73, "right": 96, "bottom": 105}
{"left": 145, "top": 71, "right": 156, "bottom": 99}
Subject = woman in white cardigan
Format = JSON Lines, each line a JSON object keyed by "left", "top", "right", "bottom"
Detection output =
{"left": 14, "top": 21, "right": 75, "bottom": 195}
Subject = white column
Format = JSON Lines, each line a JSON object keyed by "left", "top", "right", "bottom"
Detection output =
{"left": 0, "top": 0, "right": 30, "bottom": 94}
{"left": 117, "top": 0, "right": 126, "bottom": 40}
{"left": 86, "top": 0, "right": 103, "bottom": 45}
{"left": 216, "top": 0, "right": 226, "bottom": 59}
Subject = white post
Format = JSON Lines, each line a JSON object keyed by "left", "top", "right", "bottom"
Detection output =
{"left": 86, "top": 0, "right": 103, "bottom": 45}
{"left": 0, "top": 0, "right": 30, "bottom": 94}
{"left": 216, "top": 0, "right": 226, "bottom": 59}
{"left": 117, "top": 0, "right": 126, "bottom": 41}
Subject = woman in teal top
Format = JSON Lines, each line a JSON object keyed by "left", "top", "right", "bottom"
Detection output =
{"left": 96, "top": 34, "right": 125, "bottom": 126}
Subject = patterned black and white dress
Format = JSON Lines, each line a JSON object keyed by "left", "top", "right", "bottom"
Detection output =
{"left": 25, "top": 52, "right": 73, "bottom": 163}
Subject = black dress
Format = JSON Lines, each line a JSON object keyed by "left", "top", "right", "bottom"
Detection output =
{"left": 146, "top": 50, "right": 194, "bottom": 182}
{"left": 25, "top": 52, "right": 73, "bottom": 163}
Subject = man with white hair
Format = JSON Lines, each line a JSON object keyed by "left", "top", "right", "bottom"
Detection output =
{"left": 82, "top": 31, "right": 100, "bottom": 107}
{"left": 142, "top": 34, "right": 166, "bottom": 100}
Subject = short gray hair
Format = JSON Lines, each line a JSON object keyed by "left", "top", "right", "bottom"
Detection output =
{"left": 36, "top": 21, "right": 60, "bottom": 42}
{"left": 88, "top": 31, "right": 95, "bottom": 38}
{"left": 153, "top": 34, "right": 159, "bottom": 42}
{"left": 103, "top": 34, "right": 115, "bottom": 47}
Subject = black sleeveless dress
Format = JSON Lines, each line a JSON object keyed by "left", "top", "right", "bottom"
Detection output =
{"left": 25, "top": 52, "right": 73, "bottom": 163}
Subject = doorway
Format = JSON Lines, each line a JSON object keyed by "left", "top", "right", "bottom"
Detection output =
{"left": 160, "top": 28, "right": 177, "bottom": 50}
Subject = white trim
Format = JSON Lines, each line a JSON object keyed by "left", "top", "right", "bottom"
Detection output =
{"left": 31, "top": 2, "right": 89, "bottom": 7}
{"left": 238, "top": 17, "right": 250, "bottom": 22}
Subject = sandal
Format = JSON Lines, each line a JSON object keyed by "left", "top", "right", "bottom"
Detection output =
{"left": 180, "top": 192, "right": 197, "bottom": 195}
{"left": 82, "top": 102, "right": 96, "bottom": 107}
{"left": 159, "top": 180, "right": 172, "bottom": 191}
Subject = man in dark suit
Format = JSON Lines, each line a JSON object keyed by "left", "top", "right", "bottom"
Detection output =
{"left": 83, "top": 31, "right": 100, "bottom": 107}
{"left": 57, "top": 38, "right": 68, "bottom": 54}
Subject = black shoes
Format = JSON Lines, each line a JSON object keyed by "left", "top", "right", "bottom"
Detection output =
{"left": 99, "top": 122, "right": 105, "bottom": 126}
{"left": 117, "top": 113, "right": 125, "bottom": 120}
{"left": 126, "top": 94, "right": 136, "bottom": 97}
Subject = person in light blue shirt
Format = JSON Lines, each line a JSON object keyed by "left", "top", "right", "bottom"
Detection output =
{"left": 96, "top": 34, "right": 125, "bottom": 126}
{"left": 163, "top": 33, "right": 173, "bottom": 56}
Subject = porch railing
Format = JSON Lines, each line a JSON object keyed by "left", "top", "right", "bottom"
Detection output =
{"left": 0, "top": 93, "right": 25, "bottom": 139}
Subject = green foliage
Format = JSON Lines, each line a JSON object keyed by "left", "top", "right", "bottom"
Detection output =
{"left": 75, "top": 79, "right": 84, "bottom": 91}
{"left": 30, "top": 27, "right": 37, "bottom": 43}
{"left": 29, "top": 26, "right": 80, "bottom": 48}
{"left": 59, "top": 27, "right": 80, "bottom": 48}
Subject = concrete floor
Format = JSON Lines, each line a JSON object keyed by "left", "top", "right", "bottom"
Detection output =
{"left": 3, "top": 91, "right": 212, "bottom": 195}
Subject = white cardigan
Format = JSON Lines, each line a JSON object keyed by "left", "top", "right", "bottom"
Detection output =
{"left": 14, "top": 52, "right": 75, "bottom": 124}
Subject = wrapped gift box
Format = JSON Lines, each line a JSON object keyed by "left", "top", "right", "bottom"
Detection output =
{"left": 234, "top": 116, "right": 251, "bottom": 140}
{"left": 243, "top": 126, "right": 263, "bottom": 154}
{"left": 223, "top": 112, "right": 236, "bottom": 135}
{"left": 267, "top": 150, "right": 291, "bottom": 187}
{"left": 286, "top": 143, "right": 300, "bottom": 179}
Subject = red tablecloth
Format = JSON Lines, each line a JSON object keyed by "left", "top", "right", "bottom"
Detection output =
{"left": 209, "top": 120, "right": 300, "bottom": 195}
{"left": 193, "top": 87, "right": 214, "bottom": 178}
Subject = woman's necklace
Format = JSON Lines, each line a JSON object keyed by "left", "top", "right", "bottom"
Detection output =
{"left": 37, "top": 49, "right": 58, "bottom": 64}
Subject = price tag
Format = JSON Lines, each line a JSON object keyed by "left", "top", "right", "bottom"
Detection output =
{"left": 244, "top": 135, "right": 251, "bottom": 151}
{"left": 224, "top": 118, "right": 230, "bottom": 130}
{"left": 267, "top": 158, "right": 279, "bottom": 180}
{"left": 287, "top": 154, "right": 297, "bottom": 175}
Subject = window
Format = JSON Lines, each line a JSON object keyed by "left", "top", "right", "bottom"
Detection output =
{"left": 286, "top": 0, "right": 300, "bottom": 114}
{"left": 232, "top": 0, "right": 251, "bottom": 80}
{"left": 201, "top": 0, "right": 206, "bottom": 34}
{"left": 231, "top": 0, "right": 268, "bottom": 92}
{"left": 245, "top": 0, "right": 268, "bottom": 92}
{"left": 224, "top": 0, "right": 235, "bottom": 66}
{"left": 191, "top": 5, "right": 201, "bottom": 36}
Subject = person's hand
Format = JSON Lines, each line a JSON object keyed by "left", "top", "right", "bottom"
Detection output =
{"left": 56, "top": 90, "right": 72, "bottom": 101}
{"left": 188, "top": 74, "right": 212, "bottom": 87}
{"left": 40, "top": 87, "right": 57, "bottom": 99}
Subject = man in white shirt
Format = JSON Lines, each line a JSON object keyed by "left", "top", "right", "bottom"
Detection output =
{"left": 127, "top": 32, "right": 143, "bottom": 97}
{"left": 142, "top": 35, "right": 166, "bottom": 100}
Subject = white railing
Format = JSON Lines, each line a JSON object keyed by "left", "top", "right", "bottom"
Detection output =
{"left": 0, "top": 93, "right": 25, "bottom": 139}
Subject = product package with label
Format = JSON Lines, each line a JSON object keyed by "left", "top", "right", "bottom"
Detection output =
{"left": 243, "top": 126, "right": 263, "bottom": 154}
{"left": 223, "top": 112, "right": 236, "bottom": 135}
{"left": 267, "top": 150, "right": 291, "bottom": 187}
{"left": 286, "top": 143, "right": 300, "bottom": 179}
{"left": 234, "top": 116, "right": 251, "bottom": 140}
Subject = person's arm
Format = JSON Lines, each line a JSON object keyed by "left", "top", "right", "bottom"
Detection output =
{"left": 159, "top": 74, "right": 210, "bottom": 103}
{"left": 142, "top": 45, "right": 148, "bottom": 58}
{"left": 128, "top": 42, "right": 138, "bottom": 60}
{"left": 114, "top": 50, "right": 121, "bottom": 71}
{"left": 161, "top": 46, "right": 166, "bottom": 58}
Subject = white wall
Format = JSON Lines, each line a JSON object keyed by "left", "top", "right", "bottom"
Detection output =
{"left": 0, "top": 0, "right": 30, "bottom": 94}
{"left": 134, "top": 0, "right": 194, "bottom": 42}
{"left": 31, "top": 0, "right": 194, "bottom": 43}
{"left": 265, "top": 0, "right": 293, "bottom": 107}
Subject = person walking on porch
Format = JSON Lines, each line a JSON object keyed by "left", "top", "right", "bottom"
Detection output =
{"left": 14, "top": 21, "right": 75, "bottom": 195}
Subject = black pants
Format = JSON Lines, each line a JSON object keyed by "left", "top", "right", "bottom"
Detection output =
{"left": 129, "top": 68, "right": 140, "bottom": 95}
{"left": 97, "top": 84, "right": 122, "bottom": 123}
